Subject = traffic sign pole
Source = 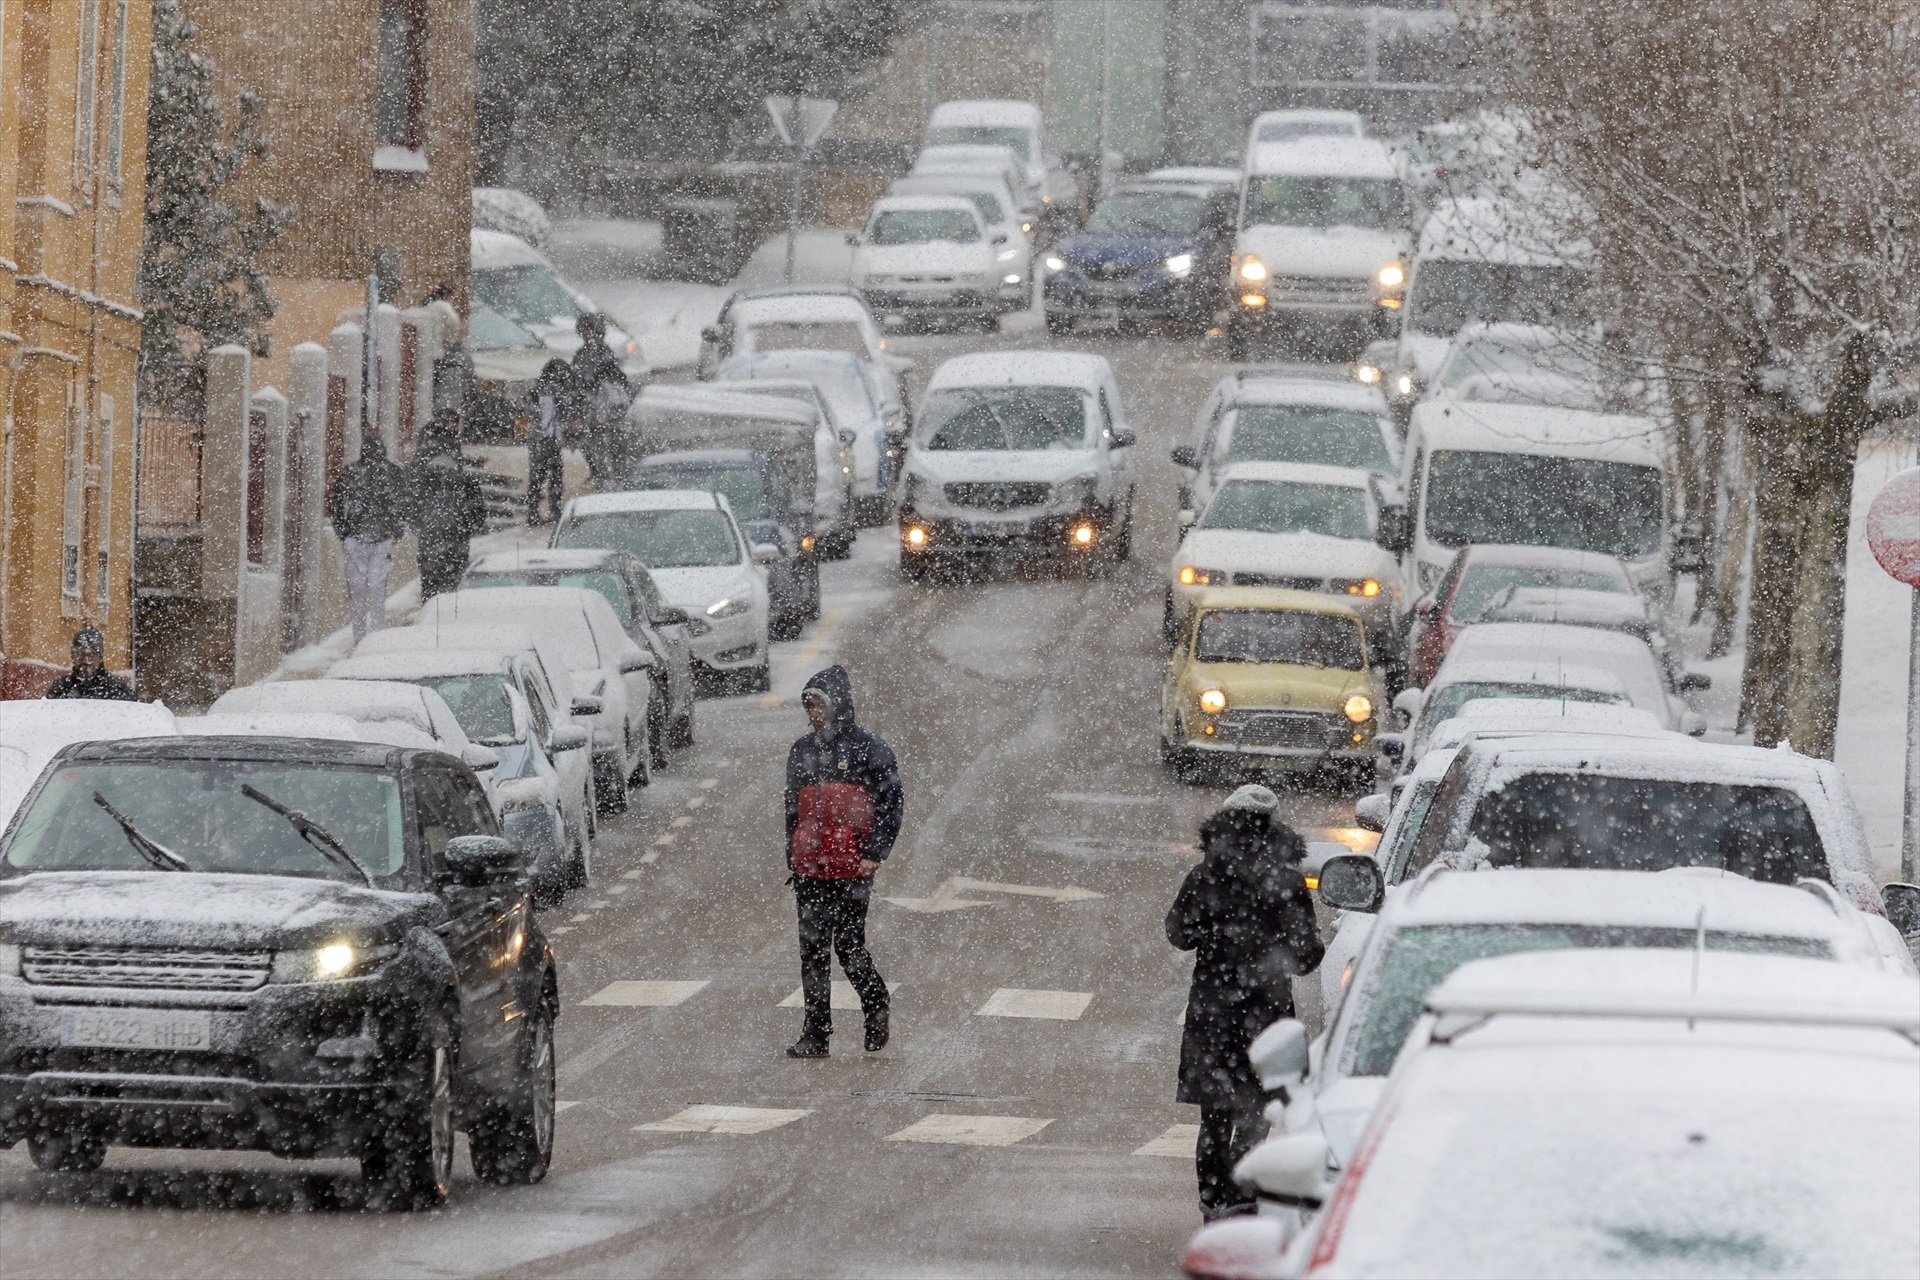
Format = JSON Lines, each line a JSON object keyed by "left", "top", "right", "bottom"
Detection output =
{"left": 1864, "top": 464, "right": 1920, "bottom": 881}
{"left": 765, "top": 96, "right": 838, "bottom": 286}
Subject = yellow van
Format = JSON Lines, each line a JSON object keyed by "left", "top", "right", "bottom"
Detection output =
{"left": 1160, "top": 587, "right": 1383, "bottom": 782}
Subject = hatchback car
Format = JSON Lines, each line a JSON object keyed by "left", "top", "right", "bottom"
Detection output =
{"left": 1175, "top": 375, "right": 1401, "bottom": 520}
{"left": 1043, "top": 181, "right": 1236, "bottom": 333}
{"left": 851, "top": 196, "right": 1015, "bottom": 332}
{"left": 0, "top": 736, "right": 558, "bottom": 1207}
{"left": 1406, "top": 542, "right": 1637, "bottom": 686}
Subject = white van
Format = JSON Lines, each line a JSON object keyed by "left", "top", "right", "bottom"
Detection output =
{"left": 470, "top": 229, "right": 646, "bottom": 380}
{"left": 1389, "top": 399, "right": 1673, "bottom": 600}
{"left": 924, "top": 100, "right": 1073, "bottom": 212}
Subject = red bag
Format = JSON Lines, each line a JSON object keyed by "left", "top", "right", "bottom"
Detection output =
{"left": 791, "top": 782, "right": 876, "bottom": 879}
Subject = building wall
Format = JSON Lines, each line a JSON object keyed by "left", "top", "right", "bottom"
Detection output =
{"left": 2, "top": 0, "right": 152, "bottom": 696}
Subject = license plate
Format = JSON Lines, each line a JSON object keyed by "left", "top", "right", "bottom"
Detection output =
{"left": 962, "top": 520, "right": 1024, "bottom": 539}
{"left": 59, "top": 1007, "right": 211, "bottom": 1051}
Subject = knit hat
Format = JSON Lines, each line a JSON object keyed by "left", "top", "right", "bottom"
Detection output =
{"left": 1221, "top": 783, "right": 1280, "bottom": 815}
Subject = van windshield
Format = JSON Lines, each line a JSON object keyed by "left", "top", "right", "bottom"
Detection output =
{"left": 926, "top": 125, "right": 1030, "bottom": 160}
{"left": 1195, "top": 610, "right": 1364, "bottom": 669}
{"left": 1407, "top": 260, "right": 1592, "bottom": 337}
{"left": 1224, "top": 406, "right": 1392, "bottom": 473}
{"left": 1243, "top": 176, "right": 1405, "bottom": 231}
{"left": 919, "top": 387, "right": 1088, "bottom": 451}
{"left": 1425, "top": 450, "right": 1662, "bottom": 558}
{"left": 1201, "top": 480, "right": 1372, "bottom": 540}
{"left": 473, "top": 265, "right": 582, "bottom": 328}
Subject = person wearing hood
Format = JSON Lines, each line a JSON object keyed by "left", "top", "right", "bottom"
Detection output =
{"left": 45, "top": 627, "right": 135, "bottom": 700}
{"left": 1167, "top": 784, "right": 1324, "bottom": 1221}
{"left": 405, "top": 408, "right": 488, "bottom": 602}
{"left": 568, "top": 312, "right": 633, "bottom": 486}
{"left": 525, "top": 358, "right": 571, "bottom": 525}
{"left": 327, "top": 432, "right": 408, "bottom": 641}
{"left": 782, "top": 665, "right": 903, "bottom": 1058}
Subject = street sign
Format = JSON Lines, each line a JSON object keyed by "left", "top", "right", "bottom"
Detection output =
{"left": 1866, "top": 465, "right": 1920, "bottom": 587}
{"left": 764, "top": 95, "right": 838, "bottom": 150}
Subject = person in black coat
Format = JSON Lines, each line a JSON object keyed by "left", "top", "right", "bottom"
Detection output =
{"left": 405, "top": 409, "right": 488, "bottom": 601}
{"left": 327, "top": 433, "right": 408, "bottom": 640}
{"left": 45, "top": 627, "right": 135, "bottom": 701}
{"left": 1167, "top": 784, "right": 1325, "bottom": 1221}
{"left": 782, "top": 664, "right": 904, "bottom": 1059}
{"left": 568, "top": 313, "right": 632, "bottom": 485}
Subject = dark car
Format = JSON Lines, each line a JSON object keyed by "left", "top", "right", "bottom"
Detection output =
{"left": 1044, "top": 182, "right": 1238, "bottom": 334}
{"left": 0, "top": 736, "right": 557, "bottom": 1209}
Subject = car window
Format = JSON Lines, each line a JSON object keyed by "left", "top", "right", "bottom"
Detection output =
{"left": 869, "top": 209, "right": 981, "bottom": 244}
{"left": 1243, "top": 176, "right": 1406, "bottom": 231}
{"left": 745, "top": 321, "right": 868, "bottom": 357}
{"left": 414, "top": 673, "right": 518, "bottom": 746}
{"left": 1199, "top": 480, "right": 1372, "bottom": 540}
{"left": 414, "top": 766, "right": 459, "bottom": 871}
{"left": 1448, "top": 564, "right": 1628, "bottom": 621}
{"left": 1424, "top": 449, "right": 1664, "bottom": 560}
{"left": 471, "top": 264, "right": 582, "bottom": 328}
{"left": 521, "top": 672, "right": 553, "bottom": 745}
{"left": 632, "top": 464, "right": 771, "bottom": 520}
{"left": 554, "top": 509, "right": 742, "bottom": 569}
{"left": 1084, "top": 192, "right": 1207, "bottom": 236}
{"left": 1223, "top": 406, "right": 1393, "bottom": 473}
{"left": 446, "top": 769, "right": 497, "bottom": 837}
{"left": 925, "top": 124, "right": 1031, "bottom": 159}
{"left": 1194, "top": 609, "right": 1365, "bottom": 669}
{"left": 1420, "top": 679, "right": 1623, "bottom": 728}
{"left": 1381, "top": 780, "right": 1440, "bottom": 883}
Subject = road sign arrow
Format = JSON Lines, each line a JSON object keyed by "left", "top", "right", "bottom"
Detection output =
{"left": 886, "top": 877, "right": 1106, "bottom": 912}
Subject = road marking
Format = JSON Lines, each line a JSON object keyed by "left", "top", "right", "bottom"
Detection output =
{"left": 640, "top": 849, "right": 661, "bottom": 864}
{"left": 1048, "top": 791, "right": 1162, "bottom": 805}
{"left": 685, "top": 796, "right": 706, "bottom": 810}
{"left": 568, "top": 913, "right": 591, "bottom": 923}
{"left": 637, "top": 1105, "right": 812, "bottom": 1135}
{"left": 976, "top": 988, "right": 1093, "bottom": 1020}
{"left": 585, "top": 899, "right": 611, "bottom": 909}
{"left": 671, "top": 816, "right": 692, "bottom": 828}
{"left": 653, "top": 833, "right": 676, "bottom": 846}
{"left": 580, "top": 980, "right": 710, "bottom": 1007}
{"left": 778, "top": 981, "right": 901, "bottom": 1009}
{"left": 557, "top": 1101, "right": 582, "bottom": 1114}
{"left": 622, "top": 869, "right": 644, "bottom": 880}
{"left": 698, "top": 778, "right": 718, "bottom": 789}
{"left": 760, "top": 695, "right": 784, "bottom": 709}
{"left": 609, "top": 885, "right": 630, "bottom": 896}
{"left": 1134, "top": 1124, "right": 1199, "bottom": 1158}
{"left": 548, "top": 926, "right": 572, "bottom": 936}
{"left": 886, "top": 877, "right": 1105, "bottom": 913}
{"left": 884, "top": 1114, "right": 1053, "bottom": 1147}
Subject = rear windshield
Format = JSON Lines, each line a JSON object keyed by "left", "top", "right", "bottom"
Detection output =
{"left": 1450, "top": 563, "right": 1626, "bottom": 621}
{"left": 1084, "top": 193, "right": 1207, "bottom": 237}
{"left": 919, "top": 386, "right": 1088, "bottom": 452}
{"left": 464, "top": 570, "right": 633, "bottom": 623}
{"left": 1256, "top": 120, "right": 1356, "bottom": 144}
{"left": 1194, "top": 609, "right": 1364, "bottom": 669}
{"left": 870, "top": 209, "right": 979, "bottom": 245}
{"left": 1201, "top": 480, "right": 1371, "bottom": 541}
{"left": 1423, "top": 680, "right": 1622, "bottom": 728}
{"left": 1407, "top": 260, "right": 1593, "bottom": 337}
{"left": 632, "top": 465, "right": 770, "bottom": 520}
{"left": 1224, "top": 406, "right": 1392, "bottom": 473}
{"left": 412, "top": 673, "right": 517, "bottom": 746}
{"left": 1425, "top": 450, "right": 1663, "bottom": 560}
{"left": 3, "top": 760, "right": 407, "bottom": 882}
{"left": 472, "top": 264, "right": 581, "bottom": 329}
{"left": 925, "top": 125, "right": 1031, "bottom": 160}
{"left": 555, "top": 510, "right": 740, "bottom": 569}
{"left": 745, "top": 322, "right": 865, "bottom": 357}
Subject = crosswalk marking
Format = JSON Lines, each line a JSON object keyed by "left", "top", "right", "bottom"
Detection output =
{"left": 976, "top": 988, "right": 1093, "bottom": 1020}
{"left": 640, "top": 849, "right": 661, "bottom": 864}
{"left": 1134, "top": 1124, "right": 1199, "bottom": 1158}
{"left": 684, "top": 796, "right": 706, "bottom": 810}
{"left": 637, "top": 1105, "right": 812, "bottom": 1135}
{"left": 777, "top": 981, "right": 900, "bottom": 1009}
{"left": 580, "top": 980, "right": 710, "bottom": 1007}
{"left": 884, "top": 1114, "right": 1053, "bottom": 1147}
{"left": 556, "top": 1101, "right": 582, "bottom": 1114}
{"left": 698, "top": 778, "right": 719, "bottom": 789}
{"left": 671, "top": 815, "right": 692, "bottom": 828}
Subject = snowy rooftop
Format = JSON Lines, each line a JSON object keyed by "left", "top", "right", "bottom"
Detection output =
{"left": 1412, "top": 400, "right": 1665, "bottom": 467}
{"left": 1246, "top": 136, "right": 1397, "bottom": 180}
{"left": 1227, "top": 375, "right": 1389, "bottom": 414}
{"left": 927, "top": 349, "right": 1111, "bottom": 392}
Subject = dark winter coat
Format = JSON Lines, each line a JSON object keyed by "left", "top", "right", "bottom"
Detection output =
{"left": 1167, "top": 814, "right": 1324, "bottom": 1108}
{"left": 45, "top": 667, "right": 136, "bottom": 701}
{"left": 567, "top": 335, "right": 629, "bottom": 416}
{"left": 327, "top": 439, "right": 407, "bottom": 542}
{"left": 784, "top": 665, "right": 903, "bottom": 878}
{"left": 404, "top": 454, "right": 488, "bottom": 548}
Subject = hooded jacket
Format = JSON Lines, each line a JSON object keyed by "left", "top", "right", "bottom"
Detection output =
{"left": 327, "top": 437, "right": 407, "bottom": 542}
{"left": 784, "top": 665, "right": 903, "bottom": 878}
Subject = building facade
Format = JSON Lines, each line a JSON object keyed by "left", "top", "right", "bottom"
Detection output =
{"left": 1, "top": 0, "right": 153, "bottom": 697}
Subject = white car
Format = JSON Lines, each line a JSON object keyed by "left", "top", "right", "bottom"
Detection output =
{"left": 1243, "top": 950, "right": 1920, "bottom": 1279}
{"left": 1166, "top": 462, "right": 1403, "bottom": 653}
{"left": 1243, "top": 107, "right": 1366, "bottom": 159}
{"left": 0, "top": 701, "right": 178, "bottom": 833}
{"left": 698, "top": 288, "right": 911, "bottom": 403}
{"left": 911, "top": 144, "right": 1035, "bottom": 217}
{"left": 897, "top": 350, "right": 1136, "bottom": 576}
{"left": 888, "top": 173, "right": 1033, "bottom": 310}
{"left": 705, "top": 373, "right": 858, "bottom": 555}
{"left": 552, "top": 488, "right": 773, "bottom": 693}
{"left": 1175, "top": 376, "right": 1401, "bottom": 519}
{"left": 326, "top": 648, "right": 593, "bottom": 899}
{"left": 923, "top": 99, "right": 1071, "bottom": 212}
{"left": 1428, "top": 320, "right": 1607, "bottom": 409}
{"left": 470, "top": 228, "right": 646, "bottom": 381}
{"left": 852, "top": 196, "right": 1016, "bottom": 331}
{"left": 413, "top": 586, "right": 655, "bottom": 810}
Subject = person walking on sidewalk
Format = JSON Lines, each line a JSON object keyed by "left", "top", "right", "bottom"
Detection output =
{"left": 406, "top": 408, "right": 488, "bottom": 602}
{"left": 526, "top": 359, "right": 570, "bottom": 524}
{"left": 783, "top": 665, "right": 903, "bottom": 1059}
{"left": 327, "top": 433, "right": 407, "bottom": 641}
{"left": 568, "top": 313, "right": 632, "bottom": 487}
{"left": 45, "top": 626, "right": 135, "bottom": 700}
{"left": 1166, "top": 784, "right": 1324, "bottom": 1222}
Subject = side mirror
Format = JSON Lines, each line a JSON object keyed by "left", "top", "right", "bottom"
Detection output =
{"left": 1247, "top": 1018, "right": 1310, "bottom": 1091}
{"left": 1233, "top": 1132, "right": 1330, "bottom": 1210}
{"left": 1318, "top": 853, "right": 1385, "bottom": 914}
{"left": 1414, "top": 596, "right": 1437, "bottom": 619}
{"left": 1681, "top": 710, "right": 1707, "bottom": 738}
{"left": 838, "top": 429, "right": 857, "bottom": 447}
{"left": 460, "top": 744, "right": 500, "bottom": 772}
{"left": 1374, "top": 732, "right": 1407, "bottom": 763}
{"left": 1881, "top": 883, "right": 1920, "bottom": 938}
{"left": 654, "top": 606, "right": 692, "bottom": 627}
{"left": 570, "top": 694, "right": 604, "bottom": 717}
{"left": 1354, "top": 792, "right": 1392, "bottom": 833}
{"left": 700, "top": 325, "right": 723, "bottom": 344}
{"left": 548, "top": 724, "right": 589, "bottom": 753}
{"left": 1392, "top": 687, "right": 1424, "bottom": 725}
{"left": 992, "top": 232, "right": 1009, "bottom": 245}
{"left": 619, "top": 650, "right": 654, "bottom": 673}
{"left": 1170, "top": 444, "right": 1198, "bottom": 469}
{"left": 751, "top": 543, "right": 780, "bottom": 566}
{"left": 1177, "top": 509, "right": 1197, "bottom": 532}
{"left": 844, "top": 231, "right": 861, "bottom": 247}
{"left": 1674, "top": 670, "right": 1713, "bottom": 693}
{"left": 442, "top": 834, "right": 525, "bottom": 886}
{"left": 1375, "top": 505, "right": 1412, "bottom": 554}
{"left": 1109, "top": 426, "right": 1136, "bottom": 449}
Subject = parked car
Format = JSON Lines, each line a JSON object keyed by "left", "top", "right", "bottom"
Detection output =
{"left": 911, "top": 144, "right": 1035, "bottom": 218}
{"left": 851, "top": 196, "right": 1018, "bottom": 332}
{"left": 1426, "top": 321, "right": 1608, "bottom": 409}
{"left": 0, "top": 734, "right": 559, "bottom": 1206}
{"left": 697, "top": 288, "right": 910, "bottom": 403}
{"left": 472, "top": 186, "right": 552, "bottom": 250}
{"left": 1174, "top": 375, "right": 1401, "bottom": 521}
{"left": 1043, "top": 181, "right": 1237, "bottom": 334}
{"left": 463, "top": 548, "right": 698, "bottom": 762}
{"left": 1242, "top": 107, "right": 1366, "bottom": 159}
{"left": 1160, "top": 587, "right": 1384, "bottom": 786}
{"left": 706, "top": 373, "right": 860, "bottom": 556}
{"left": 465, "top": 304, "right": 551, "bottom": 442}
{"left": 897, "top": 350, "right": 1136, "bottom": 577}
{"left": 1406, "top": 543, "right": 1638, "bottom": 687}
{"left": 552, "top": 489, "right": 773, "bottom": 693}
{"left": 923, "top": 99, "right": 1073, "bottom": 217}
{"left": 0, "top": 700, "right": 178, "bottom": 832}
{"left": 470, "top": 229, "right": 645, "bottom": 381}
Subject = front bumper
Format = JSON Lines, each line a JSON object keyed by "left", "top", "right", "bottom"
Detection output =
{"left": 679, "top": 607, "right": 763, "bottom": 671}
{"left": 1176, "top": 707, "right": 1377, "bottom": 768}
{"left": 899, "top": 503, "right": 1111, "bottom": 559}
{"left": 860, "top": 286, "right": 1004, "bottom": 319}
{"left": 1046, "top": 270, "right": 1209, "bottom": 318}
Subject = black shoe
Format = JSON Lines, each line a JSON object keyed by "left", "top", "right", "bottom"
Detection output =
{"left": 864, "top": 1007, "right": 890, "bottom": 1052}
{"left": 786, "top": 1035, "right": 829, "bottom": 1059}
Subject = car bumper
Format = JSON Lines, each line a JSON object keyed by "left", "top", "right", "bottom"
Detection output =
{"left": 861, "top": 287, "right": 1000, "bottom": 318}
{"left": 899, "top": 504, "right": 1110, "bottom": 559}
{"left": 676, "top": 606, "right": 763, "bottom": 671}
{"left": 1046, "top": 273, "right": 1208, "bottom": 317}
{"left": 1178, "top": 737, "right": 1377, "bottom": 768}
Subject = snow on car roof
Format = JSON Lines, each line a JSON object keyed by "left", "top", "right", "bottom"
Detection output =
{"left": 1472, "top": 732, "right": 1839, "bottom": 784}
{"left": 1227, "top": 375, "right": 1390, "bottom": 413}
{"left": 468, "top": 548, "right": 629, "bottom": 573}
{"left": 1211, "top": 460, "right": 1376, "bottom": 489}
{"left": 637, "top": 384, "right": 817, "bottom": 426}
{"left": 1483, "top": 587, "right": 1654, "bottom": 630}
{"left": 564, "top": 488, "right": 723, "bottom": 515}
{"left": 329, "top": 650, "right": 513, "bottom": 681}
{"left": 470, "top": 227, "right": 552, "bottom": 272}
{"left": 209, "top": 680, "right": 453, "bottom": 745}
{"left": 1412, "top": 400, "right": 1665, "bottom": 468}
{"left": 927, "top": 349, "right": 1111, "bottom": 393}
{"left": 1185, "top": 586, "right": 1365, "bottom": 618}
{"left": 728, "top": 292, "right": 871, "bottom": 326}
{"left": 1456, "top": 543, "right": 1633, "bottom": 578}
{"left": 1140, "top": 166, "right": 1242, "bottom": 188}
{"left": 928, "top": 100, "right": 1041, "bottom": 128}
{"left": 0, "top": 700, "right": 178, "bottom": 758}
{"left": 1430, "top": 658, "right": 1629, "bottom": 698}
{"left": 1246, "top": 136, "right": 1398, "bottom": 180}
{"left": 1427, "top": 698, "right": 1668, "bottom": 754}
{"left": 1448, "top": 621, "right": 1657, "bottom": 666}
{"left": 179, "top": 712, "right": 367, "bottom": 742}
{"left": 869, "top": 194, "right": 981, "bottom": 216}
{"left": 1417, "top": 194, "right": 1592, "bottom": 266}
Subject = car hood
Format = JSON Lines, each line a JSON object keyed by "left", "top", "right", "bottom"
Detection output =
{"left": 909, "top": 450, "right": 1100, "bottom": 486}
{"left": 0, "top": 870, "right": 438, "bottom": 951}
{"left": 650, "top": 565, "right": 757, "bottom": 611}
{"left": 1180, "top": 660, "right": 1372, "bottom": 712}
{"left": 1055, "top": 233, "right": 1194, "bottom": 268}
{"left": 1178, "top": 529, "right": 1395, "bottom": 580}
{"left": 857, "top": 243, "right": 992, "bottom": 274}
{"left": 472, "top": 346, "right": 550, "bottom": 386}
{"left": 1237, "top": 225, "right": 1407, "bottom": 279}
{"left": 1314, "top": 1074, "right": 1388, "bottom": 1166}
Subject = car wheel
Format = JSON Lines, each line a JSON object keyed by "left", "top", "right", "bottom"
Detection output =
{"left": 28, "top": 1126, "right": 106, "bottom": 1173}
{"left": 363, "top": 1015, "right": 454, "bottom": 1211}
{"left": 469, "top": 994, "right": 557, "bottom": 1186}
{"left": 1045, "top": 310, "right": 1072, "bottom": 336}
{"left": 1111, "top": 504, "right": 1133, "bottom": 562}
{"left": 592, "top": 754, "right": 629, "bottom": 814}
{"left": 750, "top": 663, "right": 772, "bottom": 694}
{"left": 672, "top": 699, "right": 696, "bottom": 749}
{"left": 769, "top": 608, "right": 803, "bottom": 642}
{"left": 628, "top": 725, "right": 653, "bottom": 789}
{"left": 649, "top": 693, "right": 672, "bottom": 769}
{"left": 1161, "top": 595, "right": 1178, "bottom": 648}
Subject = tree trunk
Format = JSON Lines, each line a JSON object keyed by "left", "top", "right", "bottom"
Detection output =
{"left": 1741, "top": 407, "right": 1807, "bottom": 742}
{"left": 1706, "top": 429, "right": 1748, "bottom": 659}
{"left": 1692, "top": 384, "right": 1729, "bottom": 628}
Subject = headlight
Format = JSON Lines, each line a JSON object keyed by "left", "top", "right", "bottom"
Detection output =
{"left": 1003, "top": 273, "right": 1023, "bottom": 285}
{"left": 1238, "top": 257, "right": 1268, "bottom": 283}
{"left": 799, "top": 533, "right": 817, "bottom": 552}
{"left": 1330, "top": 578, "right": 1382, "bottom": 598}
{"left": 1376, "top": 262, "right": 1405, "bottom": 288}
{"left": 1164, "top": 253, "right": 1194, "bottom": 278}
{"left": 1177, "top": 566, "right": 1227, "bottom": 586}
{"left": 1044, "top": 254, "right": 1066, "bottom": 272}
{"left": 1198, "top": 688, "right": 1228, "bottom": 714}
{"left": 904, "top": 525, "right": 928, "bottom": 547}
{"left": 1356, "top": 364, "right": 1381, "bottom": 385}
{"left": 1396, "top": 374, "right": 1414, "bottom": 396}
{"left": 1344, "top": 694, "right": 1373, "bottom": 723}
{"left": 996, "top": 248, "right": 1020, "bottom": 262}
{"left": 625, "top": 339, "right": 639, "bottom": 355}
{"left": 270, "top": 940, "right": 398, "bottom": 983}
{"left": 706, "top": 596, "right": 751, "bottom": 619}
{"left": 1021, "top": 221, "right": 1033, "bottom": 233}
{"left": 498, "top": 774, "right": 558, "bottom": 814}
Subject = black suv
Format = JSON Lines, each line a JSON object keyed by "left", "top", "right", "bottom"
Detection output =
{"left": 0, "top": 736, "right": 557, "bottom": 1209}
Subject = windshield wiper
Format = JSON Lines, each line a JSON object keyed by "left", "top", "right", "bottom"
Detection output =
{"left": 238, "top": 785, "right": 376, "bottom": 888}
{"left": 92, "top": 793, "right": 192, "bottom": 872}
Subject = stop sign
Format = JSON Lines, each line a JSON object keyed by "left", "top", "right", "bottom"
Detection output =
{"left": 1866, "top": 466, "right": 1920, "bottom": 588}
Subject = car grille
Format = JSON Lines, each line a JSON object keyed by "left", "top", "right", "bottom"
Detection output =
{"left": 945, "top": 481, "right": 1052, "bottom": 511}
{"left": 1267, "top": 275, "right": 1372, "bottom": 304}
{"left": 1082, "top": 260, "right": 1147, "bottom": 281}
{"left": 1217, "top": 711, "right": 1340, "bottom": 750}
{"left": 1234, "top": 572, "right": 1322, "bottom": 590}
{"left": 22, "top": 946, "right": 273, "bottom": 992}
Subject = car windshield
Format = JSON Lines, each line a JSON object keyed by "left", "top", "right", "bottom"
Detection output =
{"left": 1450, "top": 564, "right": 1626, "bottom": 621}
{"left": 1084, "top": 193, "right": 1207, "bottom": 236}
{"left": 1224, "top": 406, "right": 1392, "bottom": 472}
{"left": 1346, "top": 924, "right": 1831, "bottom": 1077}
{"left": 1194, "top": 609, "right": 1365, "bottom": 669}
{"left": 1256, "top": 120, "right": 1355, "bottom": 143}
{"left": 472, "top": 264, "right": 582, "bottom": 328}
{"left": 411, "top": 673, "right": 518, "bottom": 745}
{"left": 1200, "top": 480, "right": 1372, "bottom": 540}
{"left": 468, "top": 305, "right": 541, "bottom": 351}
{"left": 1425, "top": 450, "right": 1663, "bottom": 559}
{"left": 1243, "top": 176, "right": 1405, "bottom": 230}
{"left": 1440, "top": 338, "right": 1600, "bottom": 388}
{"left": 464, "top": 570, "right": 633, "bottom": 622}
{"left": 633, "top": 465, "right": 769, "bottom": 520}
{"left": 745, "top": 321, "right": 866, "bottom": 356}
{"left": 2, "top": 760, "right": 406, "bottom": 881}
{"left": 1423, "top": 680, "right": 1622, "bottom": 728}
{"left": 555, "top": 510, "right": 740, "bottom": 569}
{"left": 870, "top": 209, "right": 980, "bottom": 244}
{"left": 1407, "top": 260, "right": 1593, "bottom": 336}
{"left": 925, "top": 125, "right": 1030, "bottom": 160}
{"left": 919, "top": 386, "right": 1089, "bottom": 451}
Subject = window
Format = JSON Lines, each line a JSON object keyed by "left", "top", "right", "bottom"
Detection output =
{"left": 375, "top": 0, "right": 428, "bottom": 152}
{"left": 96, "top": 396, "right": 114, "bottom": 604}
{"left": 1199, "top": 480, "right": 1373, "bottom": 540}
{"left": 106, "top": 0, "right": 128, "bottom": 182}
{"left": 61, "top": 386, "right": 83, "bottom": 599}
{"left": 74, "top": 0, "right": 100, "bottom": 182}
{"left": 1193, "top": 609, "right": 1365, "bottom": 670}
{"left": 868, "top": 209, "right": 981, "bottom": 244}
{"left": 414, "top": 767, "right": 458, "bottom": 870}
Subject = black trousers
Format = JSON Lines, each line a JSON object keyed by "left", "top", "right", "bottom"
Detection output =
{"left": 1196, "top": 1098, "right": 1268, "bottom": 1217}
{"left": 793, "top": 876, "right": 888, "bottom": 1040}
{"left": 527, "top": 436, "right": 564, "bottom": 521}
